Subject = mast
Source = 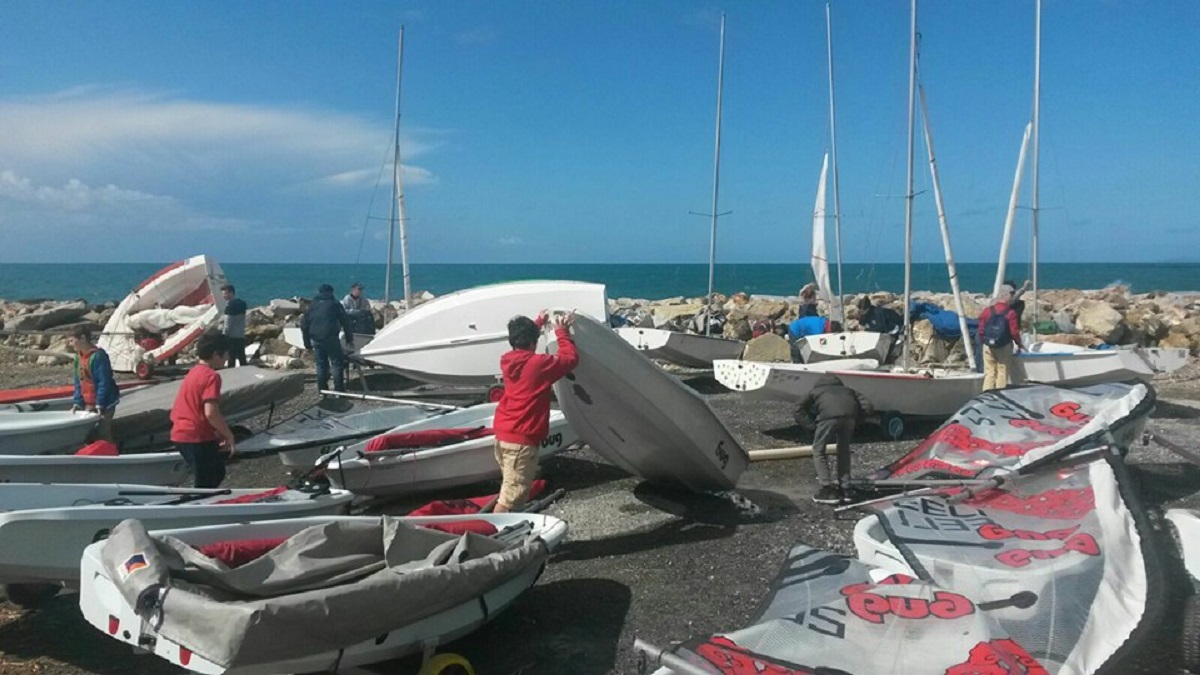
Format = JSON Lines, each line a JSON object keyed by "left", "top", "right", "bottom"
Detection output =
{"left": 704, "top": 12, "right": 727, "bottom": 336}
{"left": 1030, "top": 0, "right": 1042, "bottom": 326}
{"left": 391, "top": 26, "right": 412, "bottom": 310}
{"left": 901, "top": 0, "right": 918, "bottom": 369}
{"left": 993, "top": 123, "right": 1032, "bottom": 297}
{"left": 825, "top": 3, "right": 844, "bottom": 322}
{"left": 918, "top": 83, "right": 976, "bottom": 370}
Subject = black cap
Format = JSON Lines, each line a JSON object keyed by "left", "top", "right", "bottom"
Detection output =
{"left": 351, "top": 282, "right": 363, "bottom": 289}
{"left": 319, "top": 283, "right": 334, "bottom": 293}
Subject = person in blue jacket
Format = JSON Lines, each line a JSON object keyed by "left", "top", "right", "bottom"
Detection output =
{"left": 70, "top": 325, "right": 120, "bottom": 442}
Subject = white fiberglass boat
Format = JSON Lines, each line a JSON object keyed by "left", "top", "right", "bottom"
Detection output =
{"left": 713, "top": 358, "right": 878, "bottom": 401}
{"left": 324, "top": 403, "right": 577, "bottom": 497}
{"left": 0, "top": 483, "right": 352, "bottom": 592}
{"left": 98, "top": 255, "right": 227, "bottom": 378}
{"left": 0, "top": 452, "right": 189, "bottom": 486}
{"left": 0, "top": 410, "right": 99, "bottom": 455}
{"left": 280, "top": 326, "right": 372, "bottom": 359}
{"left": 1020, "top": 342, "right": 1189, "bottom": 387}
{"left": 615, "top": 327, "right": 744, "bottom": 368}
{"left": 799, "top": 331, "right": 893, "bottom": 364}
{"left": 80, "top": 513, "right": 565, "bottom": 674}
{"left": 359, "top": 280, "right": 608, "bottom": 385}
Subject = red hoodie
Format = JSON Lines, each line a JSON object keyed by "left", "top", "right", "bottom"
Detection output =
{"left": 494, "top": 326, "right": 579, "bottom": 445}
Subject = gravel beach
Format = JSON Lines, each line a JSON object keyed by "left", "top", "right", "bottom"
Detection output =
{"left": 0, "top": 359, "right": 1198, "bottom": 675}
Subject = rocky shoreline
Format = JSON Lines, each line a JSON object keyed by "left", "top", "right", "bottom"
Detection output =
{"left": 2, "top": 286, "right": 1198, "bottom": 371}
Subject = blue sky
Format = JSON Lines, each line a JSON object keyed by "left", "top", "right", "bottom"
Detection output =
{"left": 0, "top": 1, "right": 1195, "bottom": 264}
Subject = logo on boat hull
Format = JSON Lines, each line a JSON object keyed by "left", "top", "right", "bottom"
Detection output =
{"left": 119, "top": 552, "right": 148, "bottom": 580}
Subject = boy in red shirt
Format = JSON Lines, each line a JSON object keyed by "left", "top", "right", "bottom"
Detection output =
{"left": 492, "top": 311, "right": 578, "bottom": 512}
{"left": 170, "top": 332, "right": 237, "bottom": 488}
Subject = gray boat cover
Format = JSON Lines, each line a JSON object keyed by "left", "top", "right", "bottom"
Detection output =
{"left": 112, "top": 367, "right": 305, "bottom": 450}
{"left": 658, "top": 383, "right": 1163, "bottom": 674}
{"left": 237, "top": 399, "right": 433, "bottom": 456}
{"left": 101, "top": 517, "right": 548, "bottom": 669}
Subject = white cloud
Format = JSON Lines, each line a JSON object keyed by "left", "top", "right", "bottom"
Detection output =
{"left": 317, "top": 163, "right": 437, "bottom": 188}
{"left": 0, "top": 170, "right": 172, "bottom": 211}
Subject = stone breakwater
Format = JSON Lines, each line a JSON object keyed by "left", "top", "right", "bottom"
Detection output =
{"left": 1, "top": 286, "right": 1198, "bottom": 370}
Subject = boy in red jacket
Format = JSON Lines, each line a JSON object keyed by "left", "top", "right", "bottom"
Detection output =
{"left": 492, "top": 310, "right": 578, "bottom": 512}
{"left": 170, "top": 332, "right": 237, "bottom": 488}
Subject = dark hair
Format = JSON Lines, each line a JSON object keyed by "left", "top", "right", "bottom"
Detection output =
{"left": 221, "top": 284, "right": 235, "bottom": 294}
{"left": 196, "top": 332, "right": 230, "bottom": 360}
{"left": 507, "top": 316, "right": 540, "bottom": 350}
{"left": 830, "top": 320, "right": 844, "bottom": 332}
{"left": 351, "top": 282, "right": 363, "bottom": 290}
{"left": 319, "top": 283, "right": 334, "bottom": 294}
{"left": 856, "top": 296, "right": 872, "bottom": 312}
{"left": 70, "top": 325, "right": 93, "bottom": 341}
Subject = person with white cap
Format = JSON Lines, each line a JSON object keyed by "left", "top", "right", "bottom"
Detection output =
{"left": 976, "top": 287, "right": 1026, "bottom": 390}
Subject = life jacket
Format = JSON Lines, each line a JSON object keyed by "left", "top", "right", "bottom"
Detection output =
{"left": 75, "top": 348, "right": 97, "bottom": 406}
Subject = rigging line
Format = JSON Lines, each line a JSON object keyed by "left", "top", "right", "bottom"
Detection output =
{"left": 354, "top": 137, "right": 399, "bottom": 267}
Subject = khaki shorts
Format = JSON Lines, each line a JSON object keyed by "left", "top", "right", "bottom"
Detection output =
{"left": 494, "top": 440, "right": 539, "bottom": 510}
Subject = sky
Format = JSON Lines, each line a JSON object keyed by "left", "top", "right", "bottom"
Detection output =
{"left": 0, "top": 1, "right": 1196, "bottom": 265}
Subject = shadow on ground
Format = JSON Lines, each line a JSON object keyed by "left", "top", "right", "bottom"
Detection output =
{"left": 1151, "top": 400, "right": 1200, "bottom": 420}
{"left": 632, "top": 483, "right": 799, "bottom": 526}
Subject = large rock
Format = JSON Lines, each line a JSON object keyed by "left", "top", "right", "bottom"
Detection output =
{"left": 259, "top": 353, "right": 305, "bottom": 370}
{"left": 649, "top": 302, "right": 705, "bottom": 324}
{"left": 742, "top": 333, "right": 791, "bottom": 363}
{"left": 1159, "top": 331, "right": 1195, "bottom": 353}
{"left": 8, "top": 301, "right": 89, "bottom": 332}
{"left": 723, "top": 318, "right": 753, "bottom": 342}
{"left": 723, "top": 292, "right": 750, "bottom": 310}
{"left": 1036, "top": 333, "right": 1103, "bottom": 348}
{"left": 728, "top": 298, "right": 790, "bottom": 324}
{"left": 1122, "top": 307, "right": 1168, "bottom": 345}
{"left": 267, "top": 298, "right": 302, "bottom": 319}
{"left": 1073, "top": 300, "right": 1125, "bottom": 343}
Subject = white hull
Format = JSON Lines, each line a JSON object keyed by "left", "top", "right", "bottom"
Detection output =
{"left": 0, "top": 484, "right": 352, "bottom": 586}
{"left": 0, "top": 452, "right": 189, "bottom": 486}
{"left": 835, "top": 367, "right": 984, "bottom": 417}
{"left": 98, "top": 255, "right": 227, "bottom": 374}
{"left": 713, "top": 358, "right": 879, "bottom": 401}
{"left": 281, "top": 326, "right": 372, "bottom": 359}
{"left": 553, "top": 316, "right": 749, "bottom": 492}
{"left": 79, "top": 513, "right": 566, "bottom": 675}
{"left": 799, "top": 331, "right": 892, "bottom": 364}
{"left": 615, "top": 327, "right": 745, "bottom": 368}
{"left": 1020, "top": 343, "right": 1189, "bottom": 387}
{"left": 0, "top": 410, "right": 98, "bottom": 455}
{"left": 359, "top": 281, "right": 608, "bottom": 385}
{"left": 326, "top": 403, "right": 577, "bottom": 497}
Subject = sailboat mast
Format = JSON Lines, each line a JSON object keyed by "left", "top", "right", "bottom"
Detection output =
{"left": 704, "top": 13, "right": 727, "bottom": 337}
{"left": 994, "top": 123, "right": 1032, "bottom": 297}
{"left": 918, "top": 83, "right": 976, "bottom": 370}
{"left": 825, "top": 3, "right": 845, "bottom": 322}
{"left": 1030, "top": 0, "right": 1042, "bottom": 326}
{"left": 392, "top": 26, "right": 412, "bottom": 310}
{"left": 901, "top": 0, "right": 918, "bottom": 369}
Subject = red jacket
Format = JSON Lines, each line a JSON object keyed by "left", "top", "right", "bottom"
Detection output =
{"left": 494, "top": 327, "right": 578, "bottom": 445}
{"left": 977, "top": 302, "right": 1023, "bottom": 347}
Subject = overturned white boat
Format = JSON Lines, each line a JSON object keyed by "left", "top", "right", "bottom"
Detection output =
{"left": 98, "top": 255, "right": 227, "bottom": 378}
{"left": 0, "top": 409, "right": 98, "bottom": 454}
{"left": 0, "top": 451, "right": 189, "bottom": 486}
{"left": 280, "top": 326, "right": 372, "bottom": 359}
{"left": 799, "top": 331, "right": 893, "bottom": 364}
{"left": 615, "top": 327, "right": 744, "bottom": 368}
{"left": 325, "top": 402, "right": 577, "bottom": 497}
{"left": 80, "top": 512, "right": 565, "bottom": 674}
{"left": 713, "top": 358, "right": 879, "bottom": 401}
{"left": 554, "top": 315, "right": 748, "bottom": 492}
{"left": 0, "top": 483, "right": 353, "bottom": 596}
{"left": 1020, "top": 342, "right": 1189, "bottom": 388}
{"left": 359, "top": 280, "right": 608, "bottom": 385}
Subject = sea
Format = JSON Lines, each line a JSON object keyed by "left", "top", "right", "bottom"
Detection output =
{"left": 1, "top": 262, "right": 1197, "bottom": 308}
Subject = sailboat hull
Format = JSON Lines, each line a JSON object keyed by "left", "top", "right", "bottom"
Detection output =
{"left": 713, "top": 359, "right": 879, "bottom": 401}
{"left": 799, "top": 331, "right": 893, "bottom": 364}
{"left": 1018, "top": 344, "right": 1186, "bottom": 387}
{"left": 835, "top": 368, "right": 983, "bottom": 417}
{"left": 615, "top": 328, "right": 744, "bottom": 368}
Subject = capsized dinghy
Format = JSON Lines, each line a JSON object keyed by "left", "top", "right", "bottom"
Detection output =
{"left": 281, "top": 326, "right": 372, "bottom": 359}
{"left": 324, "top": 402, "right": 578, "bottom": 497}
{"left": 615, "top": 327, "right": 745, "bottom": 368}
{"left": 80, "top": 513, "right": 565, "bottom": 674}
{"left": 799, "top": 331, "right": 893, "bottom": 364}
{"left": 359, "top": 280, "right": 608, "bottom": 385}
{"left": 0, "top": 483, "right": 352, "bottom": 591}
{"left": 0, "top": 448, "right": 189, "bottom": 486}
{"left": 0, "top": 410, "right": 98, "bottom": 455}
{"left": 553, "top": 315, "right": 748, "bottom": 492}
{"left": 1020, "top": 342, "right": 1189, "bottom": 388}
{"left": 98, "top": 255, "right": 227, "bottom": 378}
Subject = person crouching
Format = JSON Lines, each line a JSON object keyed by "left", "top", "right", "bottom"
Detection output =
{"left": 492, "top": 311, "right": 579, "bottom": 512}
{"left": 795, "top": 375, "right": 874, "bottom": 505}
{"left": 169, "top": 332, "right": 237, "bottom": 488}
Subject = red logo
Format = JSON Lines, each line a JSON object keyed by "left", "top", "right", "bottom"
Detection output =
{"left": 995, "top": 533, "right": 1101, "bottom": 568}
{"left": 977, "top": 524, "right": 1080, "bottom": 542}
{"left": 1050, "top": 402, "right": 1090, "bottom": 424}
{"left": 963, "top": 487, "right": 1095, "bottom": 520}
{"left": 694, "top": 636, "right": 816, "bottom": 675}
{"left": 945, "top": 638, "right": 1049, "bottom": 675}
{"left": 841, "top": 576, "right": 974, "bottom": 625}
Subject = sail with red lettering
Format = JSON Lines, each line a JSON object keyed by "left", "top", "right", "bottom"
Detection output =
{"left": 643, "top": 383, "right": 1162, "bottom": 675}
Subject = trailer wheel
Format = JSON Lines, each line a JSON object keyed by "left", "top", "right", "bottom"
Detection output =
{"left": 135, "top": 361, "right": 154, "bottom": 380}
{"left": 3, "top": 583, "right": 60, "bottom": 609}
{"left": 1183, "top": 595, "right": 1200, "bottom": 673}
{"left": 418, "top": 653, "right": 475, "bottom": 675}
{"left": 882, "top": 412, "right": 905, "bottom": 441}
{"left": 487, "top": 385, "right": 505, "bottom": 403}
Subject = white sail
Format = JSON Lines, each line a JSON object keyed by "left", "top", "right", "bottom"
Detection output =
{"left": 810, "top": 152, "right": 834, "bottom": 312}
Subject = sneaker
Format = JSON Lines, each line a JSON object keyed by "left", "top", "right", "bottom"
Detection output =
{"left": 813, "top": 485, "right": 843, "bottom": 505}
{"left": 839, "top": 487, "right": 869, "bottom": 506}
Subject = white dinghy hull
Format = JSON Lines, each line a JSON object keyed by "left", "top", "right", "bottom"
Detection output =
{"left": 1020, "top": 342, "right": 1189, "bottom": 387}
{"left": 615, "top": 327, "right": 744, "bottom": 368}
{"left": 0, "top": 484, "right": 352, "bottom": 588}
{"left": 799, "top": 331, "right": 893, "bottom": 364}
{"left": 359, "top": 280, "right": 608, "bottom": 385}
{"left": 0, "top": 452, "right": 189, "bottom": 486}
{"left": 0, "top": 410, "right": 98, "bottom": 455}
{"left": 280, "top": 326, "right": 372, "bottom": 359}
{"left": 98, "top": 255, "right": 227, "bottom": 375}
{"left": 79, "top": 513, "right": 566, "bottom": 675}
{"left": 712, "top": 358, "right": 879, "bottom": 401}
{"left": 554, "top": 316, "right": 749, "bottom": 492}
{"left": 834, "top": 367, "right": 984, "bottom": 417}
{"left": 325, "top": 403, "right": 578, "bottom": 497}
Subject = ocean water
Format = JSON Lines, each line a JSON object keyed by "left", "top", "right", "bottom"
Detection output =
{"left": 0, "top": 262, "right": 1196, "bottom": 308}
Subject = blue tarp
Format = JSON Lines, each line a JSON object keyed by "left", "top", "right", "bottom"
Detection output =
{"left": 909, "top": 301, "right": 978, "bottom": 340}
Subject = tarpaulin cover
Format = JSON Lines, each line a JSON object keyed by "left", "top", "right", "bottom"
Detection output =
{"left": 662, "top": 383, "right": 1162, "bottom": 675}
{"left": 76, "top": 440, "right": 119, "bottom": 456}
{"left": 910, "top": 301, "right": 978, "bottom": 340}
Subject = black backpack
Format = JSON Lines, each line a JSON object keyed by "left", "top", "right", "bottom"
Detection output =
{"left": 982, "top": 307, "right": 1013, "bottom": 348}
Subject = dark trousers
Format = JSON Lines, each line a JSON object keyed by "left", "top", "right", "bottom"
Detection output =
{"left": 313, "top": 339, "right": 346, "bottom": 392}
{"left": 177, "top": 441, "right": 226, "bottom": 488}
{"left": 226, "top": 337, "right": 247, "bottom": 368}
{"left": 813, "top": 417, "right": 856, "bottom": 488}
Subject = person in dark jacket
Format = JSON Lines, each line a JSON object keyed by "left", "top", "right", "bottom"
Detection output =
{"left": 794, "top": 374, "right": 874, "bottom": 505}
{"left": 857, "top": 296, "right": 904, "bottom": 363}
{"left": 300, "top": 284, "right": 355, "bottom": 393}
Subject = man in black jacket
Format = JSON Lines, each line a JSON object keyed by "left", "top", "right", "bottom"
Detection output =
{"left": 794, "top": 374, "right": 874, "bottom": 505}
{"left": 301, "top": 284, "right": 355, "bottom": 392}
